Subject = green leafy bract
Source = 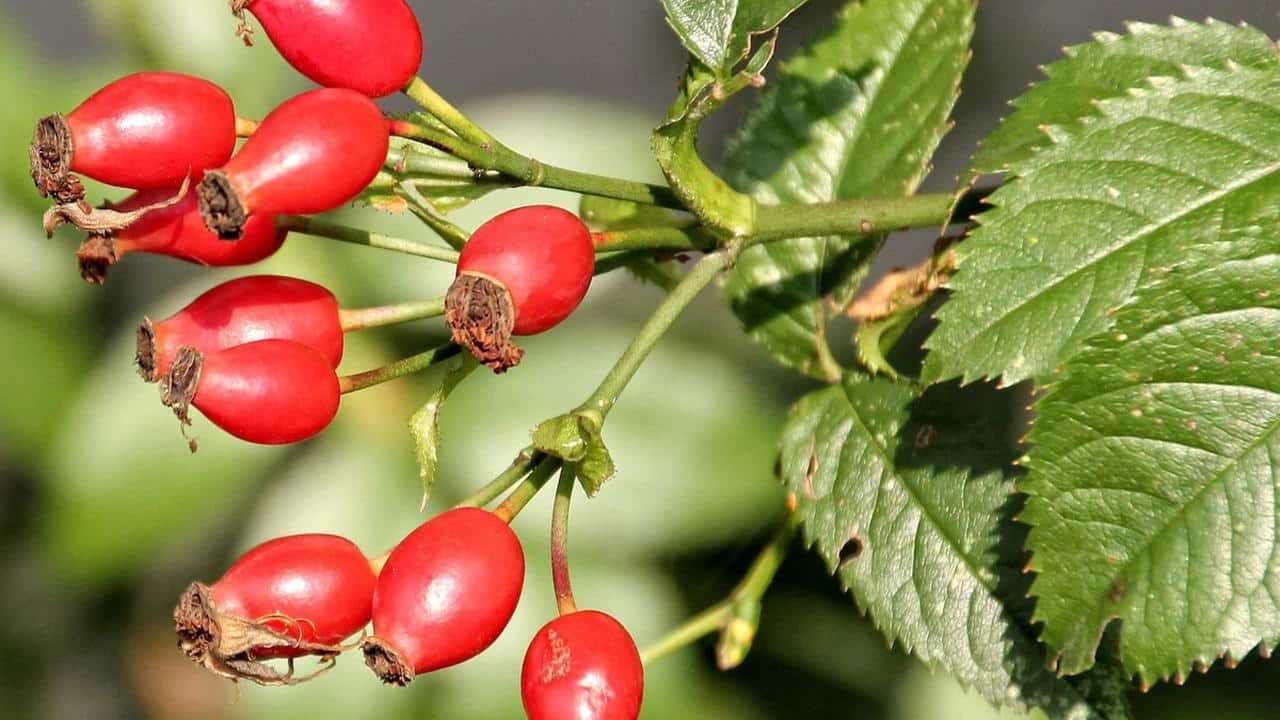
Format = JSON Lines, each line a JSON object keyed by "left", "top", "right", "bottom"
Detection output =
{"left": 925, "top": 66, "right": 1280, "bottom": 385}
{"left": 1024, "top": 233, "right": 1280, "bottom": 685}
{"left": 970, "top": 17, "right": 1279, "bottom": 178}
{"left": 723, "top": 0, "right": 974, "bottom": 380}
{"left": 780, "top": 375, "right": 1101, "bottom": 717}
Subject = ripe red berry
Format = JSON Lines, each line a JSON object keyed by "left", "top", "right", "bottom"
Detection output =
{"left": 175, "top": 533, "right": 377, "bottom": 685}
{"left": 76, "top": 188, "right": 286, "bottom": 284}
{"left": 362, "top": 508, "right": 525, "bottom": 685}
{"left": 446, "top": 206, "right": 595, "bottom": 372}
{"left": 522, "top": 610, "right": 645, "bottom": 720}
{"left": 137, "top": 275, "right": 342, "bottom": 383}
{"left": 198, "top": 88, "right": 389, "bottom": 239}
{"left": 159, "top": 339, "right": 340, "bottom": 446}
{"left": 31, "top": 72, "right": 236, "bottom": 203}
{"left": 231, "top": 0, "right": 423, "bottom": 98}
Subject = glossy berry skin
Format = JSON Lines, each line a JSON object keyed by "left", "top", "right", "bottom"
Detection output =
{"left": 208, "top": 534, "right": 376, "bottom": 658}
{"left": 199, "top": 88, "right": 389, "bottom": 237}
{"left": 189, "top": 339, "right": 340, "bottom": 445}
{"left": 522, "top": 611, "right": 644, "bottom": 720}
{"left": 364, "top": 508, "right": 524, "bottom": 683}
{"left": 140, "top": 275, "right": 342, "bottom": 381}
{"left": 46, "top": 72, "right": 236, "bottom": 191}
{"left": 457, "top": 206, "right": 595, "bottom": 335}
{"left": 240, "top": 0, "right": 423, "bottom": 98}
{"left": 83, "top": 188, "right": 285, "bottom": 282}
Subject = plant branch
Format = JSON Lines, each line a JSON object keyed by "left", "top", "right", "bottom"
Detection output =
{"left": 640, "top": 512, "right": 798, "bottom": 667}
{"left": 752, "top": 193, "right": 957, "bottom": 241}
{"left": 551, "top": 465, "right": 578, "bottom": 616}
{"left": 579, "top": 250, "right": 732, "bottom": 419}
{"left": 337, "top": 298, "right": 446, "bottom": 332}
{"left": 279, "top": 215, "right": 460, "bottom": 263}
{"left": 338, "top": 343, "right": 462, "bottom": 394}
{"left": 456, "top": 447, "right": 543, "bottom": 509}
{"left": 493, "top": 455, "right": 562, "bottom": 523}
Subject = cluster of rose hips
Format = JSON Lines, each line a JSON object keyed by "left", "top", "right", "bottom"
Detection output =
{"left": 29, "top": 1, "right": 642, "bottom": 717}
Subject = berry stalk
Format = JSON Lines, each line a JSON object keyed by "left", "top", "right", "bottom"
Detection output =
{"left": 492, "top": 456, "right": 561, "bottom": 523}
{"left": 456, "top": 447, "right": 544, "bottom": 509}
{"left": 278, "top": 214, "right": 460, "bottom": 263}
{"left": 337, "top": 298, "right": 446, "bottom": 332}
{"left": 551, "top": 465, "right": 578, "bottom": 616}
{"left": 338, "top": 343, "right": 462, "bottom": 394}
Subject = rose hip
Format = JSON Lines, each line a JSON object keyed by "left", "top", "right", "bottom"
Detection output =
{"left": 231, "top": 0, "right": 423, "bottom": 98}
{"left": 175, "top": 533, "right": 376, "bottom": 685}
{"left": 137, "top": 275, "right": 342, "bottom": 383}
{"left": 446, "top": 206, "right": 595, "bottom": 372}
{"left": 362, "top": 508, "right": 525, "bottom": 685}
{"left": 31, "top": 72, "right": 236, "bottom": 203}
{"left": 522, "top": 610, "right": 645, "bottom": 720}
{"left": 159, "top": 339, "right": 340, "bottom": 447}
{"left": 76, "top": 188, "right": 285, "bottom": 284}
{"left": 198, "top": 88, "right": 389, "bottom": 239}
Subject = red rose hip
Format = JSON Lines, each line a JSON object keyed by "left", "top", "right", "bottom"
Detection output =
{"left": 76, "top": 188, "right": 286, "bottom": 284}
{"left": 31, "top": 72, "right": 237, "bottom": 203}
{"left": 138, "top": 275, "right": 343, "bottom": 383}
{"left": 446, "top": 205, "right": 595, "bottom": 372}
{"left": 231, "top": 0, "right": 423, "bottom": 98}
{"left": 175, "top": 533, "right": 376, "bottom": 685}
{"left": 362, "top": 508, "right": 525, "bottom": 685}
{"left": 159, "top": 339, "right": 340, "bottom": 446}
{"left": 198, "top": 88, "right": 389, "bottom": 239}
{"left": 522, "top": 610, "right": 644, "bottom": 720}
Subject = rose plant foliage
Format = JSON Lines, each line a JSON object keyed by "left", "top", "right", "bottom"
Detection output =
{"left": 23, "top": 0, "right": 1280, "bottom": 717}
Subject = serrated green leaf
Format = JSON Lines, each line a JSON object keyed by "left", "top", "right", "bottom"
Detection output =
{"left": 410, "top": 354, "right": 478, "bottom": 509}
{"left": 1023, "top": 235, "right": 1280, "bottom": 685}
{"left": 723, "top": 0, "right": 974, "bottom": 380}
{"left": 971, "top": 17, "right": 1279, "bottom": 179}
{"left": 781, "top": 375, "right": 1100, "bottom": 718}
{"left": 924, "top": 66, "right": 1280, "bottom": 386}
{"left": 660, "top": 0, "right": 809, "bottom": 79}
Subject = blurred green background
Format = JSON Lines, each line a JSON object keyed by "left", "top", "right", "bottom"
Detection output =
{"left": 2, "top": 2, "right": 1279, "bottom": 719}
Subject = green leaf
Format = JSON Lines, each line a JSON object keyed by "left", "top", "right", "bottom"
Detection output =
{"left": 780, "top": 375, "right": 1100, "bottom": 718}
{"left": 722, "top": 0, "right": 974, "bottom": 380}
{"left": 660, "top": 0, "right": 809, "bottom": 79}
{"left": 1023, "top": 234, "right": 1280, "bottom": 685}
{"left": 924, "top": 66, "right": 1280, "bottom": 386}
{"left": 410, "top": 355, "right": 478, "bottom": 509}
{"left": 970, "top": 17, "right": 1279, "bottom": 179}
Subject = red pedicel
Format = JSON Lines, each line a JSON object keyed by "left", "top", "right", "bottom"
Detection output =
{"left": 175, "top": 533, "right": 377, "bottom": 685}
{"left": 159, "top": 339, "right": 340, "bottom": 446}
{"left": 232, "top": 0, "right": 423, "bottom": 98}
{"left": 198, "top": 88, "right": 389, "bottom": 239}
{"left": 445, "top": 205, "right": 595, "bottom": 372}
{"left": 76, "top": 188, "right": 286, "bottom": 284}
{"left": 362, "top": 508, "right": 525, "bottom": 685}
{"left": 137, "top": 275, "right": 342, "bottom": 383}
{"left": 522, "top": 610, "right": 645, "bottom": 720}
{"left": 31, "top": 72, "right": 236, "bottom": 203}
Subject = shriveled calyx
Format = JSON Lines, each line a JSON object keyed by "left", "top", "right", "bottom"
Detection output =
{"left": 174, "top": 581, "right": 344, "bottom": 686}
{"left": 361, "top": 636, "right": 416, "bottom": 686}
{"left": 445, "top": 273, "right": 525, "bottom": 373}
{"left": 197, "top": 170, "right": 248, "bottom": 240}
{"left": 29, "top": 114, "right": 83, "bottom": 205}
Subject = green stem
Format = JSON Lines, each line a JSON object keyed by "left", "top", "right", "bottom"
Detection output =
{"left": 591, "top": 225, "right": 717, "bottom": 253}
{"left": 551, "top": 465, "right": 578, "bottom": 616}
{"left": 385, "top": 144, "right": 477, "bottom": 179}
{"left": 639, "top": 512, "right": 799, "bottom": 667}
{"left": 338, "top": 298, "right": 445, "bottom": 332}
{"left": 338, "top": 343, "right": 462, "bottom": 394}
{"left": 456, "top": 447, "right": 542, "bottom": 509}
{"left": 492, "top": 456, "right": 561, "bottom": 523}
{"left": 396, "top": 82, "right": 683, "bottom": 209}
{"left": 579, "top": 251, "right": 731, "bottom": 419}
{"left": 279, "top": 215, "right": 460, "bottom": 263}
{"left": 398, "top": 183, "right": 472, "bottom": 250}
{"left": 752, "top": 193, "right": 956, "bottom": 241}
